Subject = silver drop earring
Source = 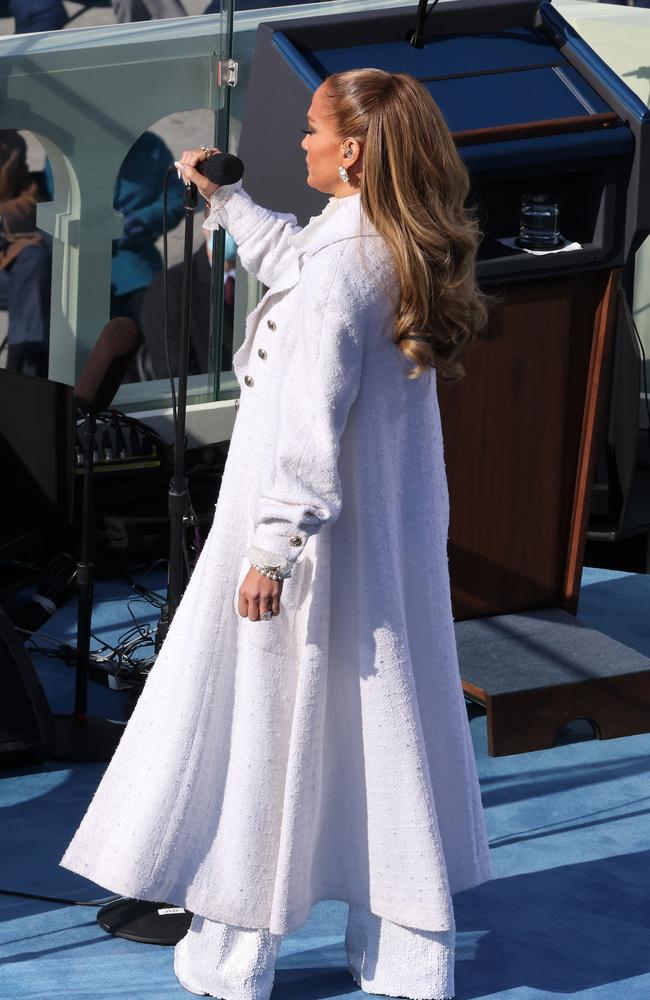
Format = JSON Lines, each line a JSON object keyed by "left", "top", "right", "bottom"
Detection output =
{"left": 338, "top": 165, "right": 350, "bottom": 183}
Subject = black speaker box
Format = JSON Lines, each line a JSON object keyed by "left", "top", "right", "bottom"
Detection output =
{"left": 0, "top": 606, "right": 55, "bottom": 766}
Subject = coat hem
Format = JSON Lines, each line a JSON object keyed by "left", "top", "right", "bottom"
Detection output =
{"left": 60, "top": 850, "right": 492, "bottom": 937}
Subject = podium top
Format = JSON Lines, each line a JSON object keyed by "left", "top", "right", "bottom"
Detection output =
{"left": 272, "top": 20, "right": 629, "bottom": 166}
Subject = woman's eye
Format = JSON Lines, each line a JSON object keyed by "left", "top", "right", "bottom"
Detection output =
{"left": 300, "top": 128, "right": 313, "bottom": 135}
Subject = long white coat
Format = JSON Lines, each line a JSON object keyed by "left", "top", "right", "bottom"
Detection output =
{"left": 60, "top": 183, "right": 493, "bottom": 935}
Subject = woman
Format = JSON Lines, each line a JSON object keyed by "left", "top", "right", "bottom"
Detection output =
{"left": 61, "top": 70, "right": 493, "bottom": 1000}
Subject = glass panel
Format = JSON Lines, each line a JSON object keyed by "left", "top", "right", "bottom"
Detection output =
{"left": 0, "top": 4, "right": 236, "bottom": 407}
{"left": 108, "top": 112, "right": 217, "bottom": 387}
{"left": 0, "top": 0, "right": 423, "bottom": 408}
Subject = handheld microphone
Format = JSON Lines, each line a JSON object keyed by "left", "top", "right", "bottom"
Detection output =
{"left": 74, "top": 317, "right": 141, "bottom": 413}
{"left": 195, "top": 152, "right": 244, "bottom": 186}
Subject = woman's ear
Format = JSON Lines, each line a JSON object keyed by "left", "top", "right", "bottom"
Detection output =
{"left": 341, "top": 138, "right": 362, "bottom": 168}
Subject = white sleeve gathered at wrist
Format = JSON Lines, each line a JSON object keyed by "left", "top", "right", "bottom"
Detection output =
{"left": 245, "top": 545, "right": 292, "bottom": 574}
{"left": 246, "top": 243, "right": 366, "bottom": 572}
{"left": 202, "top": 178, "right": 244, "bottom": 231}
{"left": 200, "top": 183, "right": 301, "bottom": 287}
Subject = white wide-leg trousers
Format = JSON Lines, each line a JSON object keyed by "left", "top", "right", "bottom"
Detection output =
{"left": 174, "top": 905, "right": 455, "bottom": 1000}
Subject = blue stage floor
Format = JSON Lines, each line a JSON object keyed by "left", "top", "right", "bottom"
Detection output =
{"left": 1, "top": 566, "right": 649, "bottom": 1000}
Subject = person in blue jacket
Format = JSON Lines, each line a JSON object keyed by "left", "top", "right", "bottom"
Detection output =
{"left": 0, "top": 1, "right": 67, "bottom": 33}
{"left": 37, "top": 131, "right": 185, "bottom": 378}
{"left": 44, "top": 130, "right": 185, "bottom": 328}
{"left": 110, "top": 130, "right": 185, "bottom": 324}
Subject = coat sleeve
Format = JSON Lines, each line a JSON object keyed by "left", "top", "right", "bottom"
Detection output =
{"left": 244, "top": 241, "right": 369, "bottom": 573}
{"left": 203, "top": 180, "right": 303, "bottom": 288}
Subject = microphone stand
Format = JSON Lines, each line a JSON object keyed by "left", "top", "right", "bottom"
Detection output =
{"left": 99, "top": 180, "right": 198, "bottom": 946}
{"left": 51, "top": 405, "right": 125, "bottom": 762}
{"left": 155, "top": 179, "right": 198, "bottom": 650}
{"left": 407, "top": 0, "right": 433, "bottom": 48}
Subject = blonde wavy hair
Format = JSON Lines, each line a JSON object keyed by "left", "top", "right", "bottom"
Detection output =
{"left": 325, "top": 69, "right": 490, "bottom": 382}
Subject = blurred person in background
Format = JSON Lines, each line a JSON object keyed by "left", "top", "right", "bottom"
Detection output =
{"left": 0, "top": 130, "right": 52, "bottom": 378}
{"left": 110, "top": 130, "right": 185, "bottom": 327}
{"left": 111, "top": 0, "right": 187, "bottom": 21}
{"left": 203, "top": 1, "right": 331, "bottom": 9}
{"left": 0, "top": 0, "right": 67, "bottom": 33}
{"left": 139, "top": 212, "right": 236, "bottom": 380}
{"left": 41, "top": 130, "right": 185, "bottom": 379}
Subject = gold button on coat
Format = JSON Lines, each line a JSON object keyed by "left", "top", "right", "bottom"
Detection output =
{"left": 244, "top": 375, "right": 254, "bottom": 387}
{"left": 289, "top": 535, "right": 303, "bottom": 547}
{"left": 258, "top": 348, "right": 267, "bottom": 360}
{"left": 267, "top": 319, "right": 276, "bottom": 331}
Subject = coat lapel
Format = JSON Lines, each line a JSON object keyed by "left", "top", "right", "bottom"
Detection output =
{"left": 233, "top": 195, "right": 380, "bottom": 376}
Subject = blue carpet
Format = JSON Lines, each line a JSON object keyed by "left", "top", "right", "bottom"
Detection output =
{"left": 1, "top": 567, "right": 649, "bottom": 999}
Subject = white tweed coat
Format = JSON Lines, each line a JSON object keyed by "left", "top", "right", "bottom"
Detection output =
{"left": 60, "top": 183, "right": 493, "bottom": 935}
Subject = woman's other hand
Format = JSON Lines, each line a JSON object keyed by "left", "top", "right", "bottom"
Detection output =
{"left": 175, "top": 147, "right": 221, "bottom": 203}
{"left": 238, "top": 566, "right": 283, "bottom": 622}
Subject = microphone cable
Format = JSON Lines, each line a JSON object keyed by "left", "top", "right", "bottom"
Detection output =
{"left": 161, "top": 165, "right": 204, "bottom": 561}
{"left": 11, "top": 553, "right": 78, "bottom": 636}
{"left": 162, "top": 164, "right": 181, "bottom": 443}
{"left": 0, "top": 887, "right": 122, "bottom": 907}
{"left": 423, "top": 0, "right": 441, "bottom": 21}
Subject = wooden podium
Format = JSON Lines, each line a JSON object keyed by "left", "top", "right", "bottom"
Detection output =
{"left": 438, "top": 268, "right": 619, "bottom": 622}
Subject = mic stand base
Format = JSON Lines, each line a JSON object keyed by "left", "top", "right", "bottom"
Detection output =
{"left": 97, "top": 897, "right": 193, "bottom": 945}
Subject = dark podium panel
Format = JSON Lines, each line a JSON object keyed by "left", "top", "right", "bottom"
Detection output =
{"left": 239, "top": 0, "right": 650, "bottom": 753}
{"left": 438, "top": 268, "right": 617, "bottom": 620}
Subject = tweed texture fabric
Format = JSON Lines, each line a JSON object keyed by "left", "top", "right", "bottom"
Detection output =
{"left": 60, "top": 183, "right": 493, "bottom": 935}
{"left": 174, "top": 915, "right": 283, "bottom": 999}
{"left": 173, "top": 904, "right": 453, "bottom": 1000}
{"left": 345, "top": 905, "right": 455, "bottom": 1000}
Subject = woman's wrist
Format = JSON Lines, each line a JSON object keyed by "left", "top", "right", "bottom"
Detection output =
{"left": 245, "top": 544, "right": 293, "bottom": 580}
{"left": 250, "top": 562, "right": 291, "bottom": 582}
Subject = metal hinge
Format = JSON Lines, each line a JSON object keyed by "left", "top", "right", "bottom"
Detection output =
{"left": 218, "top": 59, "right": 238, "bottom": 87}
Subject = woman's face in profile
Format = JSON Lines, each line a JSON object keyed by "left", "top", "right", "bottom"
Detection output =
{"left": 301, "top": 83, "right": 351, "bottom": 196}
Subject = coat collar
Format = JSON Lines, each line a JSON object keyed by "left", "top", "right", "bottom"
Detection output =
{"left": 269, "top": 193, "right": 379, "bottom": 298}
{"left": 288, "top": 192, "right": 379, "bottom": 259}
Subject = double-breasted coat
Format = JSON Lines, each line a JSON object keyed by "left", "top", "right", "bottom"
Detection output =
{"left": 60, "top": 182, "right": 493, "bottom": 935}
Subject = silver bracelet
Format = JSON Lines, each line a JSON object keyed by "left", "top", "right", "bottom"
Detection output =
{"left": 250, "top": 561, "right": 292, "bottom": 582}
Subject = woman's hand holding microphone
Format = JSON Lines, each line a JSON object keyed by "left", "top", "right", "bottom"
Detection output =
{"left": 174, "top": 146, "right": 221, "bottom": 203}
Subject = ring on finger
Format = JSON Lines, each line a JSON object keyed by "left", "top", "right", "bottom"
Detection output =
{"left": 260, "top": 608, "right": 273, "bottom": 621}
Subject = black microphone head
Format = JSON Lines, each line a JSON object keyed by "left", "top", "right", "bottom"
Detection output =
{"left": 74, "top": 318, "right": 141, "bottom": 413}
{"left": 197, "top": 152, "right": 244, "bottom": 186}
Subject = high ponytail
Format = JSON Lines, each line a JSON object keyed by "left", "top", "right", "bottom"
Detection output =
{"left": 325, "top": 69, "right": 490, "bottom": 382}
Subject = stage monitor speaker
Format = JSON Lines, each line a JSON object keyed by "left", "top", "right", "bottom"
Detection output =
{"left": 0, "top": 606, "right": 56, "bottom": 766}
{"left": 0, "top": 367, "right": 75, "bottom": 561}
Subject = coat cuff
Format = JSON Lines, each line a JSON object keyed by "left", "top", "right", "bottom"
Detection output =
{"left": 248, "top": 521, "right": 317, "bottom": 569}
{"left": 245, "top": 545, "right": 293, "bottom": 576}
{"left": 202, "top": 179, "right": 244, "bottom": 232}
